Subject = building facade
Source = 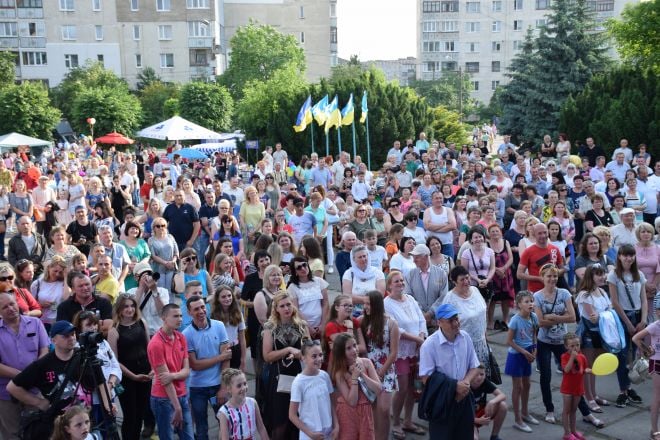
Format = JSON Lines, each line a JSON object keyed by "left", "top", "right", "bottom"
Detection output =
{"left": 416, "top": 0, "right": 637, "bottom": 103}
{"left": 3, "top": 0, "right": 334, "bottom": 87}
{"left": 362, "top": 57, "right": 417, "bottom": 86}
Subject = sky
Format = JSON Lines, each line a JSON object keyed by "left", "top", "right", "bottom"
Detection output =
{"left": 337, "top": 0, "right": 417, "bottom": 61}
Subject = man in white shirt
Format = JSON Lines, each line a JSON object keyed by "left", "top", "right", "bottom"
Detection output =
{"left": 589, "top": 156, "right": 607, "bottom": 183}
{"left": 636, "top": 166, "right": 659, "bottom": 225}
{"left": 272, "top": 142, "right": 288, "bottom": 169}
{"left": 351, "top": 171, "right": 370, "bottom": 203}
{"left": 331, "top": 152, "right": 351, "bottom": 188}
{"left": 387, "top": 141, "right": 403, "bottom": 165}
{"left": 611, "top": 208, "right": 638, "bottom": 249}
{"left": 611, "top": 138, "right": 634, "bottom": 164}
{"left": 606, "top": 152, "right": 630, "bottom": 183}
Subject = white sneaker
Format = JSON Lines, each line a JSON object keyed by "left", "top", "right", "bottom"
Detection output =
{"left": 513, "top": 422, "right": 532, "bottom": 433}
{"left": 523, "top": 415, "right": 540, "bottom": 425}
{"left": 327, "top": 266, "right": 334, "bottom": 274}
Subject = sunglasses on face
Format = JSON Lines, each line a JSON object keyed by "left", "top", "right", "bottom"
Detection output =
{"left": 183, "top": 256, "right": 197, "bottom": 263}
{"left": 408, "top": 217, "right": 418, "bottom": 222}
{"left": 153, "top": 224, "right": 166, "bottom": 229}
{"left": 302, "top": 339, "right": 321, "bottom": 347}
{"left": 390, "top": 204, "right": 399, "bottom": 208}
{"left": 0, "top": 275, "right": 14, "bottom": 282}
{"left": 223, "top": 219, "right": 232, "bottom": 223}
{"left": 357, "top": 209, "right": 366, "bottom": 213}
{"left": 295, "top": 262, "right": 308, "bottom": 270}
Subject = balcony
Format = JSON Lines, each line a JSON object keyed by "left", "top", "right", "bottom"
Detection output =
{"left": 17, "top": 8, "right": 43, "bottom": 19}
{"left": 20, "top": 36, "right": 45, "bottom": 48}
{"left": 0, "top": 37, "right": 18, "bottom": 48}
{"left": 0, "top": 9, "right": 16, "bottom": 19}
{"left": 189, "top": 65, "right": 213, "bottom": 79}
{"left": 188, "top": 37, "right": 213, "bottom": 48}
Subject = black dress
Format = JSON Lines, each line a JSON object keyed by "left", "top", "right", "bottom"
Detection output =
{"left": 241, "top": 272, "right": 265, "bottom": 359}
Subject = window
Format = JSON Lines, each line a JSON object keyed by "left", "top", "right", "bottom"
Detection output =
{"left": 422, "top": 1, "right": 440, "bottom": 12}
{"left": 423, "top": 41, "right": 440, "bottom": 52}
{"left": 441, "top": 1, "right": 459, "bottom": 12}
{"left": 61, "top": 25, "right": 77, "bottom": 40}
{"left": 593, "top": 1, "right": 613, "bottom": 11}
{"left": 22, "top": 51, "right": 46, "bottom": 65}
{"left": 299, "top": 5, "right": 304, "bottom": 18}
{"left": 536, "top": 19, "right": 547, "bottom": 28}
{"left": 422, "top": 21, "right": 437, "bottom": 32}
{"left": 536, "top": 0, "right": 549, "bottom": 9}
{"left": 188, "top": 21, "right": 210, "bottom": 37}
{"left": 299, "top": 32, "right": 304, "bottom": 44}
{"left": 513, "top": 40, "right": 523, "bottom": 50}
{"left": 95, "top": 25, "right": 103, "bottom": 40}
{"left": 424, "top": 1, "right": 458, "bottom": 12}
{"left": 190, "top": 49, "right": 207, "bottom": 66}
{"left": 465, "top": 22, "right": 480, "bottom": 32}
{"left": 492, "top": 21, "right": 501, "bottom": 32}
{"left": 0, "top": 22, "right": 17, "bottom": 37}
{"left": 330, "top": 26, "right": 337, "bottom": 43}
{"left": 92, "top": 0, "right": 101, "bottom": 10}
{"left": 160, "top": 53, "right": 173, "bottom": 68}
{"left": 492, "top": 41, "right": 501, "bottom": 51}
{"left": 132, "top": 25, "right": 141, "bottom": 40}
{"left": 330, "top": 2, "right": 336, "bottom": 17}
{"left": 465, "top": 62, "right": 479, "bottom": 73}
{"left": 467, "top": 42, "right": 479, "bottom": 52}
{"left": 491, "top": 80, "right": 500, "bottom": 90}
{"left": 18, "top": 0, "right": 42, "bottom": 6}
{"left": 186, "top": 0, "right": 208, "bottom": 7}
{"left": 424, "top": 61, "right": 439, "bottom": 73}
{"left": 28, "top": 22, "right": 36, "bottom": 35}
{"left": 64, "top": 54, "right": 78, "bottom": 68}
{"left": 441, "top": 20, "right": 457, "bottom": 32}
{"left": 130, "top": 0, "right": 138, "bottom": 10}
{"left": 441, "top": 61, "right": 457, "bottom": 71}
{"left": 158, "top": 25, "right": 172, "bottom": 40}
{"left": 514, "top": 20, "right": 523, "bottom": 30}
{"left": 156, "top": 0, "right": 170, "bottom": 11}
{"left": 97, "top": 54, "right": 104, "bottom": 65}
{"left": 0, "top": 0, "right": 15, "bottom": 8}
{"left": 443, "top": 41, "right": 455, "bottom": 51}
{"left": 59, "top": 0, "right": 74, "bottom": 10}
{"left": 492, "top": 0, "right": 501, "bottom": 11}
{"left": 513, "top": 0, "right": 523, "bottom": 9}
{"left": 472, "top": 81, "right": 479, "bottom": 91}
{"left": 492, "top": 61, "right": 501, "bottom": 72}
{"left": 466, "top": 2, "right": 480, "bottom": 12}
{"left": 135, "top": 54, "right": 142, "bottom": 68}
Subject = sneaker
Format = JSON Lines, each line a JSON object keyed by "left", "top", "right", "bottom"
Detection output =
{"left": 627, "top": 388, "right": 643, "bottom": 404}
{"left": 572, "top": 431, "right": 587, "bottom": 440}
{"left": 513, "top": 422, "right": 533, "bottom": 433}
{"left": 615, "top": 393, "right": 628, "bottom": 408}
{"left": 556, "top": 367, "right": 564, "bottom": 374}
{"left": 327, "top": 266, "right": 334, "bottom": 274}
{"left": 545, "top": 412, "right": 556, "bottom": 424}
{"left": 522, "top": 415, "right": 540, "bottom": 425}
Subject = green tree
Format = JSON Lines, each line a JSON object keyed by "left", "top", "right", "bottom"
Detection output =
{"left": 136, "top": 67, "right": 161, "bottom": 92}
{"left": 178, "top": 82, "right": 233, "bottom": 132}
{"left": 428, "top": 106, "right": 469, "bottom": 144}
{"left": 51, "top": 61, "right": 130, "bottom": 121}
{"left": 409, "top": 72, "right": 476, "bottom": 116}
{"left": 607, "top": 0, "right": 660, "bottom": 72}
{"left": 0, "top": 82, "right": 61, "bottom": 139}
{"left": 70, "top": 86, "right": 142, "bottom": 137}
{"left": 140, "top": 81, "right": 180, "bottom": 126}
{"left": 0, "top": 51, "right": 16, "bottom": 87}
{"left": 218, "top": 21, "right": 305, "bottom": 99}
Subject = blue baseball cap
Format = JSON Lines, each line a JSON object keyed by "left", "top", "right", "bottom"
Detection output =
{"left": 50, "top": 320, "right": 75, "bottom": 337}
{"left": 435, "top": 303, "right": 459, "bottom": 320}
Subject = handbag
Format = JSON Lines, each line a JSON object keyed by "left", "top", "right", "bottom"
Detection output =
{"left": 357, "top": 376, "right": 377, "bottom": 403}
{"left": 487, "top": 346, "right": 502, "bottom": 385}
{"left": 469, "top": 250, "right": 493, "bottom": 301}
{"left": 275, "top": 360, "right": 296, "bottom": 394}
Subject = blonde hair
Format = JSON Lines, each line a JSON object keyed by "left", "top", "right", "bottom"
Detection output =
{"left": 636, "top": 222, "right": 655, "bottom": 241}
{"left": 267, "top": 291, "right": 308, "bottom": 331}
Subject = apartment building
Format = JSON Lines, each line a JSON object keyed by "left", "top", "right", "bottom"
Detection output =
{"left": 362, "top": 57, "right": 417, "bottom": 86}
{"left": 416, "top": 0, "right": 637, "bottom": 103}
{"left": 3, "top": 0, "right": 334, "bottom": 87}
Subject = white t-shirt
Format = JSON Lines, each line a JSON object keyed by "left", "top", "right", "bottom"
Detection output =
{"left": 288, "top": 277, "right": 329, "bottom": 328}
{"left": 342, "top": 267, "right": 385, "bottom": 297}
{"left": 290, "top": 371, "right": 334, "bottom": 440}
{"left": 367, "top": 246, "right": 388, "bottom": 270}
{"left": 389, "top": 253, "right": 416, "bottom": 277}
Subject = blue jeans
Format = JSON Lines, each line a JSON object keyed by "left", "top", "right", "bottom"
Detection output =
{"left": 194, "top": 234, "right": 210, "bottom": 269}
{"left": 150, "top": 395, "right": 194, "bottom": 440}
{"left": 189, "top": 385, "right": 220, "bottom": 440}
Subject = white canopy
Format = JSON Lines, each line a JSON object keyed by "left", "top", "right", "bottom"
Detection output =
{"left": 0, "top": 132, "right": 51, "bottom": 147}
{"left": 136, "top": 116, "right": 222, "bottom": 141}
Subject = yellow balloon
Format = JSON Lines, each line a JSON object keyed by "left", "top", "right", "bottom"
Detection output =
{"left": 592, "top": 353, "right": 619, "bottom": 376}
{"left": 569, "top": 155, "right": 582, "bottom": 166}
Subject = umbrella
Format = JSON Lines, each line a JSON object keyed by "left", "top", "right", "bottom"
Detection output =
{"left": 94, "top": 132, "right": 134, "bottom": 145}
{"left": 136, "top": 116, "right": 222, "bottom": 141}
{"left": 190, "top": 140, "right": 237, "bottom": 155}
{"left": 0, "top": 132, "right": 51, "bottom": 148}
{"left": 168, "top": 148, "right": 208, "bottom": 161}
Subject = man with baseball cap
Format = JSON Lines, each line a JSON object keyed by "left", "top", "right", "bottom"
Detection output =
{"left": 403, "top": 244, "right": 449, "bottom": 329}
{"left": 419, "top": 303, "right": 480, "bottom": 438}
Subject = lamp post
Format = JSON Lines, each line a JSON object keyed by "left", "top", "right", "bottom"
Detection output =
{"left": 86, "top": 117, "right": 96, "bottom": 139}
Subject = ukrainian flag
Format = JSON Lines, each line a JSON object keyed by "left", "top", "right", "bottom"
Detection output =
{"left": 341, "top": 93, "right": 354, "bottom": 126}
{"left": 312, "top": 95, "right": 329, "bottom": 126}
{"left": 360, "top": 91, "right": 368, "bottom": 123}
{"left": 325, "top": 95, "right": 341, "bottom": 133}
{"left": 293, "top": 95, "right": 313, "bottom": 132}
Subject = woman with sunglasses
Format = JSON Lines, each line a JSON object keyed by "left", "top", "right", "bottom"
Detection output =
{"left": 31, "top": 256, "right": 70, "bottom": 331}
{"left": 173, "top": 247, "right": 213, "bottom": 300}
{"left": 348, "top": 204, "right": 375, "bottom": 242}
{"left": 148, "top": 217, "right": 179, "bottom": 290}
{"left": 108, "top": 294, "right": 152, "bottom": 440}
{"left": 401, "top": 210, "right": 425, "bottom": 245}
{"left": 216, "top": 214, "right": 244, "bottom": 258}
{"left": 120, "top": 221, "right": 151, "bottom": 290}
{"left": 13, "top": 259, "right": 42, "bottom": 317}
{"left": 287, "top": 257, "right": 329, "bottom": 340}
{"left": 136, "top": 198, "right": 163, "bottom": 240}
{"left": 383, "top": 198, "right": 405, "bottom": 232}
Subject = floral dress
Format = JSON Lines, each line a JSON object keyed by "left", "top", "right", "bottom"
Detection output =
{"left": 490, "top": 241, "right": 515, "bottom": 305}
{"left": 364, "top": 317, "right": 398, "bottom": 393}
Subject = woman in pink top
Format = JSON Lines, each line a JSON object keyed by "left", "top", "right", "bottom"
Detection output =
{"left": 634, "top": 223, "right": 660, "bottom": 313}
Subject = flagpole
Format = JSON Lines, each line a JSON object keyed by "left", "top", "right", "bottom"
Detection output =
{"left": 366, "top": 114, "right": 371, "bottom": 170}
{"left": 351, "top": 120, "right": 357, "bottom": 161}
{"left": 325, "top": 130, "right": 329, "bottom": 157}
{"left": 337, "top": 126, "right": 342, "bottom": 155}
{"left": 310, "top": 122, "right": 315, "bottom": 154}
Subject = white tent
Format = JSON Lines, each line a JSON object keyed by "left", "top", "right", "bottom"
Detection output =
{"left": 0, "top": 132, "right": 51, "bottom": 148}
{"left": 136, "top": 116, "right": 222, "bottom": 141}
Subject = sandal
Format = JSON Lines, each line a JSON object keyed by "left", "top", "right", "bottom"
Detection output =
{"left": 651, "top": 432, "right": 660, "bottom": 440}
{"left": 594, "top": 396, "right": 610, "bottom": 406}
{"left": 583, "top": 416, "right": 605, "bottom": 428}
{"left": 392, "top": 428, "right": 406, "bottom": 440}
{"left": 402, "top": 424, "right": 427, "bottom": 435}
{"left": 587, "top": 400, "right": 603, "bottom": 413}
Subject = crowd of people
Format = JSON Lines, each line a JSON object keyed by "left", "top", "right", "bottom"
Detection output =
{"left": 0, "top": 134, "right": 658, "bottom": 440}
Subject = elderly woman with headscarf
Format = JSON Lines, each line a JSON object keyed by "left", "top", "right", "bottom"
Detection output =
{"left": 341, "top": 245, "right": 386, "bottom": 316}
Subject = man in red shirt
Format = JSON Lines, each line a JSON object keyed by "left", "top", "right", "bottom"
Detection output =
{"left": 517, "top": 223, "right": 565, "bottom": 292}
{"left": 140, "top": 169, "right": 153, "bottom": 211}
{"left": 147, "top": 304, "right": 194, "bottom": 440}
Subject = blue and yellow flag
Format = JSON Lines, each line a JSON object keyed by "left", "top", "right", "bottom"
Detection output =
{"left": 341, "top": 93, "right": 354, "bottom": 126}
{"left": 311, "top": 95, "right": 329, "bottom": 126}
{"left": 360, "top": 91, "right": 368, "bottom": 123}
{"left": 293, "top": 95, "right": 313, "bottom": 132}
{"left": 325, "top": 95, "right": 341, "bottom": 133}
